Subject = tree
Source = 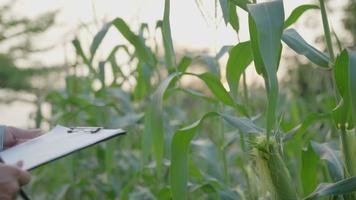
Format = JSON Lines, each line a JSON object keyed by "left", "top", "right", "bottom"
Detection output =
{"left": 0, "top": 0, "right": 59, "bottom": 91}
{"left": 0, "top": 0, "right": 64, "bottom": 128}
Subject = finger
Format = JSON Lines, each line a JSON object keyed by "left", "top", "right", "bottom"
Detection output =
{"left": 8, "top": 182, "right": 20, "bottom": 200}
{"left": 13, "top": 139, "right": 30, "bottom": 145}
{"left": 27, "top": 129, "right": 42, "bottom": 135}
{"left": 0, "top": 194, "right": 12, "bottom": 200}
{"left": 7, "top": 161, "right": 31, "bottom": 186}
{"left": 9, "top": 127, "right": 42, "bottom": 140}
{"left": 3, "top": 126, "right": 17, "bottom": 148}
{"left": 17, "top": 170, "right": 31, "bottom": 186}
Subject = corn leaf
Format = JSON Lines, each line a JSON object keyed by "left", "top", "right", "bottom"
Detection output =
{"left": 311, "top": 141, "right": 343, "bottom": 182}
{"left": 228, "top": 1, "right": 239, "bottom": 33}
{"left": 192, "top": 179, "right": 242, "bottom": 199}
{"left": 217, "top": 45, "right": 232, "bottom": 60}
{"left": 348, "top": 49, "right": 356, "bottom": 130}
{"left": 197, "top": 73, "right": 234, "bottom": 107}
{"left": 304, "top": 176, "right": 356, "bottom": 200}
{"left": 219, "top": 113, "right": 263, "bottom": 134}
{"left": 171, "top": 112, "right": 217, "bottom": 200}
{"left": 112, "top": 18, "right": 156, "bottom": 67}
{"left": 106, "top": 45, "right": 130, "bottom": 83}
{"left": 134, "top": 62, "right": 151, "bottom": 100}
{"left": 98, "top": 61, "right": 105, "bottom": 88}
{"left": 248, "top": 0, "right": 284, "bottom": 139}
{"left": 333, "top": 49, "right": 355, "bottom": 130}
{"left": 200, "top": 55, "right": 220, "bottom": 76}
{"left": 171, "top": 112, "right": 262, "bottom": 200}
{"left": 284, "top": 4, "right": 319, "bottom": 29}
{"left": 282, "top": 28, "right": 330, "bottom": 68}
{"left": 248, "top": 15, "right": 265, "bottom": 75}
{"left": 219, "top": 0, "right": 229, "bottom": 25}
{"left": 161, "top": 0, "right": 176, "bottom": 72}
{"left": 226, "top": 41, "right": 253, "bottom": 99}
{"left": 142, "top": 72, "right": 179, "bottom": 174}
{"left": 220, "top": 0, "right": 239, "bottom": 33}
{"left": 284, "top": 112, "right": 330, "bottom": 141}
{"left": 186, "top": 72, "right": 248, "bottom": 116}
{"left": 72, "top": 39, "right": 95, "bottom": 74}
{"left": 177, "top": 56, "right": 193, "bottom": 73}
{"left": 166, "top": 87, "right": 219, "bottom": 104}
{"left": 334, "top": 50, "right": 350, "bottom": 97}
{"left": 301, "top": 144, "right": 319, "bottom": 195}
{"left": 229, "top": 0, "right": 251, "bottom": 11}
{"left": 90, "top": 22, "right": 111, "bottom": 62}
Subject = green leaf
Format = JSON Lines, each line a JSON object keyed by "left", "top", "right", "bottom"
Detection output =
{"left": 162, "top": 0, "right": 176, "bottom": 72}
{"left": 197, "top": 73, "right": 234, "bottom": 107}
{"left": 219, "top": 113, "right": 263, "bottom": 134}
{"left": 90, "top": 22, "right": 111, "bottom": 62}
{"left": 304, "top": 176, "right": 356, "bottom": 199}
{"left": 98, "top": 61, "right": 106, "bottom": 88}
{"left": 226, "top": 41, "right": 253, "bottom": 99}
{"left": 217, "top": 46, "right": 233, "bottom": 60}
{"left": 219, "top": 0, "right": 229, "bottom": 25}
{"left": 334, "top": 50, "right": 350, "bottom": 97}
{"left": 347, "top": 49, "right": 356, "bottom": 130}
{"left": 134, "top": 62, "right": 152, "bottom": 100}
{"left": 72, "top": 39, "right": 95, "bottom": 74}
{"left": 229, "top": 0, "right": 251, "bottom": 11}
{"left": 248, "top": 15, "right": 265, "bottom": 75}
{"left": 219, "top": 0, "right": 239, "bottom": 33}
{"left": 106, "top": 45, "right": 130, "bottom": 83}
{"left": 284, "top": 4, "right": 319, "bottom": 29}
{"left": 171, "top": 112, "right": 217, "bottom": 200}
{"left": 282, "top": 28, "right": 330, "bottom": 68}
{"left": 248, "top": 0, "right": 284, "bottom": 139}
{"left": 301, "top": 144, "right": 319, "bottom": 196}
{"left": 311, "top": 141, "right": 344, "bottom": 182}
{"left": 142, "top": 73, "right": 179, "bottom": 175}
{"left": 191, "top": 179, "right": 242, "bottom": 200}
{"left": 139, "top": 23, "right": 150, "bottom": 38}
{"left": 186, "top": 72, "right": 248, "bottom": 116}
{"left": 112, "top": 18, "right": 156, "bottom": 67}
{"left": 177, "top": 56, "right": 193, "bottom": 73}
{"left": 333, "top": 49, "right": 355, "bottom": 130}
{"left": 171, "top": 112, "right": 261, "bottom": 200}
{"left": 284, "top": 112, "right": 330, "bottom": 141}
{"left": 204, "top": 56, "right": 221, "bottom": 76}
{"left": 167, "top": 87, "right": 219, "bottom": 104}
{"left": 228, "top": 1, "right": 239, "bottom": 33}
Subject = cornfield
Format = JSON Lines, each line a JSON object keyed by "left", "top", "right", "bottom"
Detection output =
{"left": 22, "top": 0, "right": 356, "bottom": 199}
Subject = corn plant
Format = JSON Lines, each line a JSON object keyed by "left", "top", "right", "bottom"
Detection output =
{"left": 27, "top": 0, "right": 356, "bottom": 199}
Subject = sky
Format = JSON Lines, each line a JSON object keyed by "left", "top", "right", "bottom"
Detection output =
{"left": 0, "top": 0, "right": 349, "bottom": 127}
{"left": 13, "top": 0, "right": 342, "bottom": 65}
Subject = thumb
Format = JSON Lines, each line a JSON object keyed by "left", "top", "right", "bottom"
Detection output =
{"left": 14, "top": 161, "right": 31, "bottom": 186}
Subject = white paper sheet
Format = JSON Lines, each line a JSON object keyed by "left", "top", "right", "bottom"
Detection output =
{"left": 0, "top": 125, "right": 125, "bottom": 170}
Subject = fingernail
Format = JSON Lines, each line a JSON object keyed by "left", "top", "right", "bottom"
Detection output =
{"left": 16, "top": 161, "right": 23, "bottom": 168}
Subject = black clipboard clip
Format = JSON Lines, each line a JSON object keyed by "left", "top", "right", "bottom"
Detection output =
{"left": 67, "top": 127, "right": 102, "bottom": 134}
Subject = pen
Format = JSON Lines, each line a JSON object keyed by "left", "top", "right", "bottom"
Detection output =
{"left": 19, "top": 189, "right": 31, "bottom": 200}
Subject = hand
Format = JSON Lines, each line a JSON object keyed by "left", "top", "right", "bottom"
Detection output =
{"left": 0, "top": 161, "right": 31, "bottom": 200}
{"left": 3, "top": 126, "right": 41, "bottom": 148}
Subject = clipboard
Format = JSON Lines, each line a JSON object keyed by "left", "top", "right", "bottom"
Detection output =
{"left": 0, "top": 125, "right": 126, "bottom": 170}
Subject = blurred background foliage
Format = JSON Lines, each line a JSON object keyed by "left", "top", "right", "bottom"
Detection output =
{"left": 0, "top": 0, "right": 61, "bottom": 91}
{"left": 0, "top": 0, "right": 355, "bottom": 199}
